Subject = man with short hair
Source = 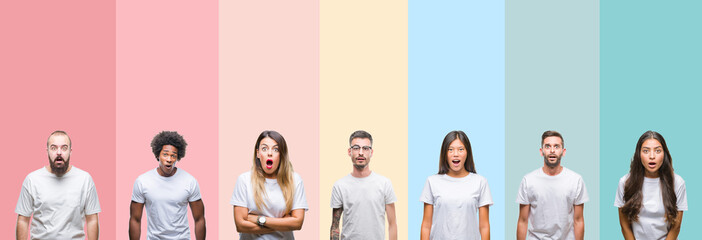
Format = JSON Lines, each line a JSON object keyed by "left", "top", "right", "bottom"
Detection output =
{"left": 129, "top": 131, "right": 206, "bottom": 240}
{"left": 330, "top": 130, "right": 397, "bottom": 240}
{"left": 16, "top": 130, "right": 101, "bottom": 240}
{"left": 516, "top": 130, "right": 588, "bottom": 240}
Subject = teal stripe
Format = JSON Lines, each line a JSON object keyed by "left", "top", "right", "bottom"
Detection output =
{"left": 506, "top": 0, "right": 599, "bottom": 238}
{"left": 600, "top": 1, "right": 702, "bottom": 238}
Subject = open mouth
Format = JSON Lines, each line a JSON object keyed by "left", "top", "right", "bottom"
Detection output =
{"left": 548, "top": 155, "right": 558, "bottom": 161}
{"left": 54, "top": 157, "right": 64, "bottom": 164}
{"left": 164, "top": 164, "right": 173, "bottom": 170}
{"left": 452, "top": 159, "right": 461, "bottom": 166}
{"left": 648, "top": 162, "right": 656, "bottom": 168}
{"left": 266, "top": 159, "right": 273, "bottom": 169}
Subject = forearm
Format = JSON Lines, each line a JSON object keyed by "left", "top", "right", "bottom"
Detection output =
{"left": 516, "top": 220, "right": 528, "bottom": 240}
{"left": 479, "top": 223, "right": 490, "bottom": 240}
{"left": 665, "top": 212, "right": 684, "bottom": 240}
{"left": 252, "top": 214, "right": 304, "bottom": 231}
{"left": 194, "top": 217, "right": 206, "bottom": 240}
{"left": 236, "top": 218, "right": 276, "bottom": 234}
{"left": 16, "top": 216, "right": 30, "bottom": 240}
{"left": 129, "top": 218, "right": 141, "bottom": 240}
{"left": 330, "top": 208, "right": 341, "bottom": 240}
{"left": 618, "top": 209, "right": 635, "bottom": 240}
{"left": 573, "top": 218, "right": 584, "bottom": 240}
{"left": 86, "top": 216, "right": 99, "bottom": 240}
{"left": 388, "top": 222, "right": 397, "bottom": 240}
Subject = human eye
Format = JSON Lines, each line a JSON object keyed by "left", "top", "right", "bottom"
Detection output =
{"left": 61, "top": 146, "right": 69, "bottom": 151}
{"left": 642, "top": 149, "right": 648, "bottom": 154}
{"left": 50, "top": 146, "right": 57, "bottom": 151}
{"left": 273, "top": 148, "right": 279, "bottom": 152}
{"left": 362, "top": 146, "right": 371, "bottom": 151}
{"left": 351, "top": 145, "right": 360, "bottom": 150}
{"left": 656, "top": 149, "right": 662, "bottom": 153}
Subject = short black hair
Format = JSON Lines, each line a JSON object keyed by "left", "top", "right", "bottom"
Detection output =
{"left": 151, "top": 131, "right": 187, "bottom": 160}
{"left": 349, "top": 130, "right": 373, "bottom": 145}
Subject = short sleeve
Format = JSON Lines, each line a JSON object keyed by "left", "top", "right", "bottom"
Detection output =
{"left": 230, "top": 174, "right": 249, "bottom": 207}
{"left": 131, "top": 177, "right": 145, "bottom": 203}
{"left": 419, "top": 177, "right": 434, "bottom": 204}
{"left": 384, "top": 178, "right": 397, "bottom": 205}
{"left": 84, "top": 175, "right": 101, "bottom": 215}
{"left": 478, "top": 177, "right": 494, "bottom": 207}
{"left": 291, "top": 173, "right": 308, "bottom": 211}
{"left": 614, "top": 176, "right": 626, "bottom": 207}
{"left": 15, "top": 176, "right": 34, "bottom": 217}
{"left": 330, "top": 183, "right": 342, "bottom": 208}
{"left": 188, "top": 178, "right": 202, "bottom": 202}
{"left": 516, "top": 177, "right": 529, "bottom": 205}
{"left": 573, "top": 176, "right": 589, "bottom": 205}
{"left": 676, "top": 176, "right": 687, "bottom": 211}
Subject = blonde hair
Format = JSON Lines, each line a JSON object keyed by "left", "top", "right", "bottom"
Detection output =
{"left": 251, "top": 130, "right": 295, "bottom": 213}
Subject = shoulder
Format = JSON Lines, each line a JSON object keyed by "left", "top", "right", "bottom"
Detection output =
{"left": 372, "top": 172, "right": 393, "bottom": 183}
{"left": 618, "top": 173, "right": 630, "bottom": 184}
{"left": 236, "top": 171, "right": 253, "bottom": 182}
{"left": 332, "top": 174, "right": 351, "bottom": 186}
{"left": 425, "top": 174, "right": 445, "bottom": 184}
{"left": 523, "top": 168, "right": 542, "bottom": 179}
{"left": 471, "top": 173, "right": 488, "bottom": 181}
{"left": 176, "top": 168, "right": 197, "bottom": 180}
{"left": 673, "top": 173, "right": 685, "bottom": 186}
{"left": 136, "top": 168, "right": 156, "bottom": 181}
{"left": 292, "top": 172, "right": 304, "bottom": 183}
{"left": 562, "top": 167, "right": 584, "bottom": 180}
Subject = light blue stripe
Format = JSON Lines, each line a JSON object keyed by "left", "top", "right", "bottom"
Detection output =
{"left": 409, "top": 0, "right": 505, "bottom": 238}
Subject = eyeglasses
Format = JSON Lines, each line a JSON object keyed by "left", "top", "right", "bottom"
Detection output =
{"left": 350, "top": 145, "right": 372, "bottom": 153}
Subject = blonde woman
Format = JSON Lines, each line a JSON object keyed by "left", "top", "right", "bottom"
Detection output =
{"left": 232, "top": 130, "right": 308, "bottom": 239}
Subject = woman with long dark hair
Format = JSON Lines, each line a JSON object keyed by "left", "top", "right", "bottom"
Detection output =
{"left": 231, "top": 130, "right": 308, "bottom": 239}
{"left": 420, "top": 130, "right": 492, "bottom": 240}
{"left": 615, "top": 131, "right": 687, "bottom": 240}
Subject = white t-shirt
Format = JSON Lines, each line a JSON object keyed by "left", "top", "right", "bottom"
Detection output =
{"left": 132, "top": 168, "right": 202, "bottom": 240}
{"left": 420, "top": 173, "right": 493, "bottom": 240}
{"left": 614, "top": 173, "right": 687, "bottom": 240}
{"left": 15, "top": 166, "right": 101, "bottom": 240}
{"left": 330, "top": 172, "right": 397, "bottom": 240}
{"left": 516, "top": 167, "right": 588, "bottom": 240}
{"left": 230, "top": 171, "right": 309, "bottom": 240}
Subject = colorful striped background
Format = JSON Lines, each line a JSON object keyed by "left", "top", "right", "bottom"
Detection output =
{"left": 2, "top": 0, "right": 700, "bottom": 239}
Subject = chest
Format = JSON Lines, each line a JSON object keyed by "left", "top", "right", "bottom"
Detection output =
{"left": 430, "top": 180, "right": 482, "bottom": 209}
{"left": 33, "top": 177, "right": 87, "bottom": 210}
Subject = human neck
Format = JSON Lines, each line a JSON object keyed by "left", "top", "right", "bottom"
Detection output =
{"left": 351, "top": 166, "right": 372, "bottom": 178}
{"left": 447, "top": 169, "right": 470, "bottom": 178}
{"left": 542, "top": 165, "right": 563, "bottom": 176}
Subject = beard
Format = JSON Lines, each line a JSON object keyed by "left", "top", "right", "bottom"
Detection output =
{"left": 543, "top": 155, "right": 561, "bottom": 168}
{"left": 353, "top": 158, "right": 368, "bottom": 170}
{"left": 49, "top": 155, "right": 70, "bottom": 176}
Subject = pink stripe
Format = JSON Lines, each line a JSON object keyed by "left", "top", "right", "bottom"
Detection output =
{"left": 219, "top": 0, "right": 319, "bottom": 238}
{"left": 0, "top": 0, "right": 117, "bottom": 238}
{"left": 116, "top": 0, "right": 219, "bottom": 239}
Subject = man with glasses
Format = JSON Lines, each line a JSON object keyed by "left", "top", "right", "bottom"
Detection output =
{"left": 330, "top": 130, "right": 397, "bottom": 240}
{"left": 516, "top": 130, "right": 588, "bottom": 240}
{"left": 16, "top": 130, "right": 101, "bottom": 240}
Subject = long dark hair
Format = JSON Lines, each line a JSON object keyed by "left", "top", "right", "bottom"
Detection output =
{"left": 621, "top": 131, "right": 677, "bottom": 226}
{"left": 438, "top": 130, "right": 476, "bottom": 174}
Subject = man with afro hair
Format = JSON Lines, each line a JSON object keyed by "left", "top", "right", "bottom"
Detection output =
{"left": 129, "top": 131, "right": 206, "bottom": 240}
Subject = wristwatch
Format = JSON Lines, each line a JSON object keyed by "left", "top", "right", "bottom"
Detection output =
{"left": 257, "top": 216, "right": 267, "bottom": 226}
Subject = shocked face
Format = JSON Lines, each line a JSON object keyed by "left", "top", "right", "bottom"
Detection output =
{"left": 348, "top": 138, "right": 373, "bottom": 170}
{"left": 540, "top": 136, "right": 565, "bottom": 168}
{"left": 157, "top": 145, "right": 179, "bottom": 177}
{"left": 257, "top": 137, "right": 280, "bottom": 178}
{"left": 47, "top": 134, "right": 71, "bottom": 176}
{"left": 640, "top": 138, "right": 664, "bottom": 178}
{"left": 446, "top": 139, "right": 467, "bottom": 174}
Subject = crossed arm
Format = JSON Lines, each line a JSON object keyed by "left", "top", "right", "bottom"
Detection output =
{"left": 234, "top": 206, "right": 305, "bottom": 234}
